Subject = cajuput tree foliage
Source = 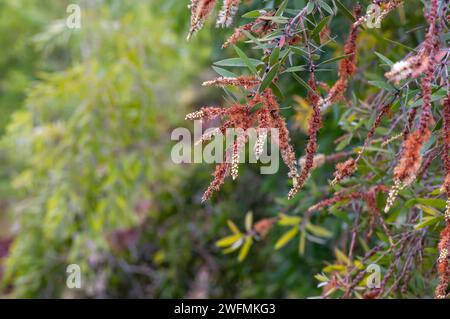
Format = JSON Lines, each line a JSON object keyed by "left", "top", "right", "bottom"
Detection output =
{"left": 186, "top": 0, "right": 449, "bottom": 298}
{"left": 0, "top": 0, "right": 212, "bottom": 297}
{"left": 0, "top": 0, "right": 66, "bottom": 132}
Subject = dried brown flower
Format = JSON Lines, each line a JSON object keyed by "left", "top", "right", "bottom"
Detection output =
{"left": 331, "top": 158, "right": 357, "bottom": 186}
{"left": 386, "top": 0, "right": 440, "bottom": 213}
{"left": 254, "top": 218, "right": 276, "bottom": 238}
{"left": 394, "top": 130, "right": 432, "bottom": 185}
{"left": 385, "top": 0, "right": 439, "bottom": 83}
{"left": 216, "top": 0, "right": 241, "bottom": 28}
{"left": 306, "top": 185, "right": 388, "bottom": 214}
{"left": 436, "top": 96, "right": 450, "bottom": 299}
{"left": 186, "top": 89, "right": 298, "bottom": 202}
{"left": 202, "top": 163, "right": 231, "bottom": 202}
{"left": 442, "top": 96, "right": 450, "bottom": 195}
{"left": 289, "top": 6, "right": 363, "bottom": 199}
{"left": 435, "top": 224, "right": 450, "bottom": 298}
{"left": 321, "top": 5, "right": 362, "bottom": 107}
{"left": 202, "top": 75, "right": 260, "bottom": 89}
{"left": 288, "top": 76, "right": 321, "bottom": 199}
{"left": 188, "top": 0, "right": 218, "bottom": 40}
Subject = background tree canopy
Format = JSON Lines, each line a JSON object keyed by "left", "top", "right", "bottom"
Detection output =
{"left": 0, "top": 0, "right": 449, "bottom": 298}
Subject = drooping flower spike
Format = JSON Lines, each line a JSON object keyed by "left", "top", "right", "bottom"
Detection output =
{"left": 216, "top": 0, "right": 241, "bottom": 28}
{"left": 187, "top": 0, "right": 217, "bottom": 40}
{"left": 188, "top": 0, "right": 243, "bottom": 40}
{"left": 384, "top": 0, "right": 440, "bottom": 213}
{"left": 436, "top": 95, "right": 450, "bottom": 299}
{"left": 186, "top": 88, "right": 298, "bottom": 202}
{"left": 289, "top": 5, "right": 363, "bottom": 198}
{"left": 202, "top": 75, "right": 259, "bottom": 89}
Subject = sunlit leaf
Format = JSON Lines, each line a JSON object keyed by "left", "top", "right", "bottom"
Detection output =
{"left": 238, "top": 236, "right": 252, "bottom": 262}
{"left": 275, "top": 227, "right": 299, "bottom": 250}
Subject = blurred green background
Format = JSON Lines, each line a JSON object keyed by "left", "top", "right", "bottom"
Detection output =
{"left": 0, "top": 0, "right": 437, "bottom": 298}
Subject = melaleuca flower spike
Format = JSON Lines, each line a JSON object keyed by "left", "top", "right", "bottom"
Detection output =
{"left": 201, "top": 163, "right": 231, "bottom": 202}
{"left": 385, "top": 0, "right": 441, "bottom": 84}
{"left": 216, "top": 0, "right": 241, "bottom": 28}
{"left": 186, "top": 88, "right": 297, "bottom": 201}
{"left": 202, "top": 76, "right": 260, "bottom": 89}
{"left": 436, "top": 96, "right": 450, "bottom": 298}
{"left": 231, "top": 128, "right": 247, "bottom": 181}
{"left": 435, "top": 224, "right": 450, "bottom": 298}
{"left": 185, "top": 106, "right": 225, "bottom": 120}
{"left": 290, "top": 6, "right": 363, "bottom": 198}
{"left": 195, "top": 127, "right": 222, "bottom": 145}
{"left": 385, "top": 0, "right": 440, "bottom": 212}
{"left": 261, "top": 90, "right": 298, "bottom": 182}
{"left": 231, "top": 143, "right": 239, "bottom": 180}
{"left": 442, "top": 96, "right": 450, "bottom": 221}
{"left": 187, "top": 0, "right": 217, "bottom": 40}
{"left": 288, "top": 78, "right": 321, "bottom": 199}
{"left": 222, "top": 22, "right": 255, "bottom": 48}
{"left": 254, "top": 128, "right": 267, "bottom": 161}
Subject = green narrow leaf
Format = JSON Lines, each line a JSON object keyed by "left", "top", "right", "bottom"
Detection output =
{"left": 250, "top": 102, "right": 264, "bottom": 113}
{"left": 416, "top": 204, "right": 440, "bottom": 216}
{"left": 415, "top": 198, "right": 447, "bottom": 209}
{"left": 312, "top": 16, "right": 330, "bottom": 39}
{"left": 306, "top": 1, "right": 315, "bottom": 15}
{"left": 216, "top": 234, "right": 242, "bottom": 247}
{"left": 278, "top": 214, "right": 302, "bottom": 226}
{"left": 242, "top": 30, "right": 266, "bottom": 50}
{"left": 212, "top": 66, "right": 237, "bottom": 78}
{"left": 223, "top": 238, "right": 243, "bottom": 254}
{"left": 292, "top": 72, "right": 317, "bottom": 96}
{"left": 269, "top": 47, "right": 280, "bottom": 67}
{"left": 282, "top": 65, "right": 306, "bottom": 73}
{"left": 334, "top": 248, "right": 350, "bottom": 264}
{"left": 336, "top": 133, "right": 353, "bottom": 151}
{"left": 245, "top": 211, "right": 253, "bottom": 232}
{"left": 275, "top": 227, "right": 299, "bottom": 250}
{"left": 368, "top": 80, "right": 397, "bottom": 92}
{"left": 278, "top": 48, "right": 291, "bottom": 66}
{"left": 317, "top": 0, "right": 334, "bottom": 15}
{"left": 258, "top": 16, "right": 289, "bottom": 23}
{"left": 238, "top": 236, "right": 252, "bottom": 261}
{"left": 270, "top": 82, "right": 285, "bottom": 100}
{"left": 234, "top": 45, "right": 258, "bottom": 74}
{"left": 259, "top": 63, "right": 280, "bottom": 92}
{"left": 374, "top": 52, "right": 394, "bottom": 67}
{"left": 242, "top": 10, "right": 261, "bottom": 19}
{"left": 414, "top": 216, "right": 444, "bottom": 230}
{"left": 214, "top": 57, "right": 262, "bottom": 68}
{"left": 306, "top": 223, "right": 333, "bottom": 238}
{"left": 299, "top": 230, "right": 306, "bottom": 255}
{"left": 315, "top": 273, "right": 329, "bottom": 282}
{"left": 335, "top": 0, "right": 356, "bottom": 22}
{"left": 227, "top": 220, "right": 241, "bottom": 234}
{"left": 382, "top": 36, "right": 417, "bottom": 53}
{"left": 318, "top": 54, "right": 353, "bottom": 66}
{"left": 275, "top": 0, "right": 289, "bottom": 16}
